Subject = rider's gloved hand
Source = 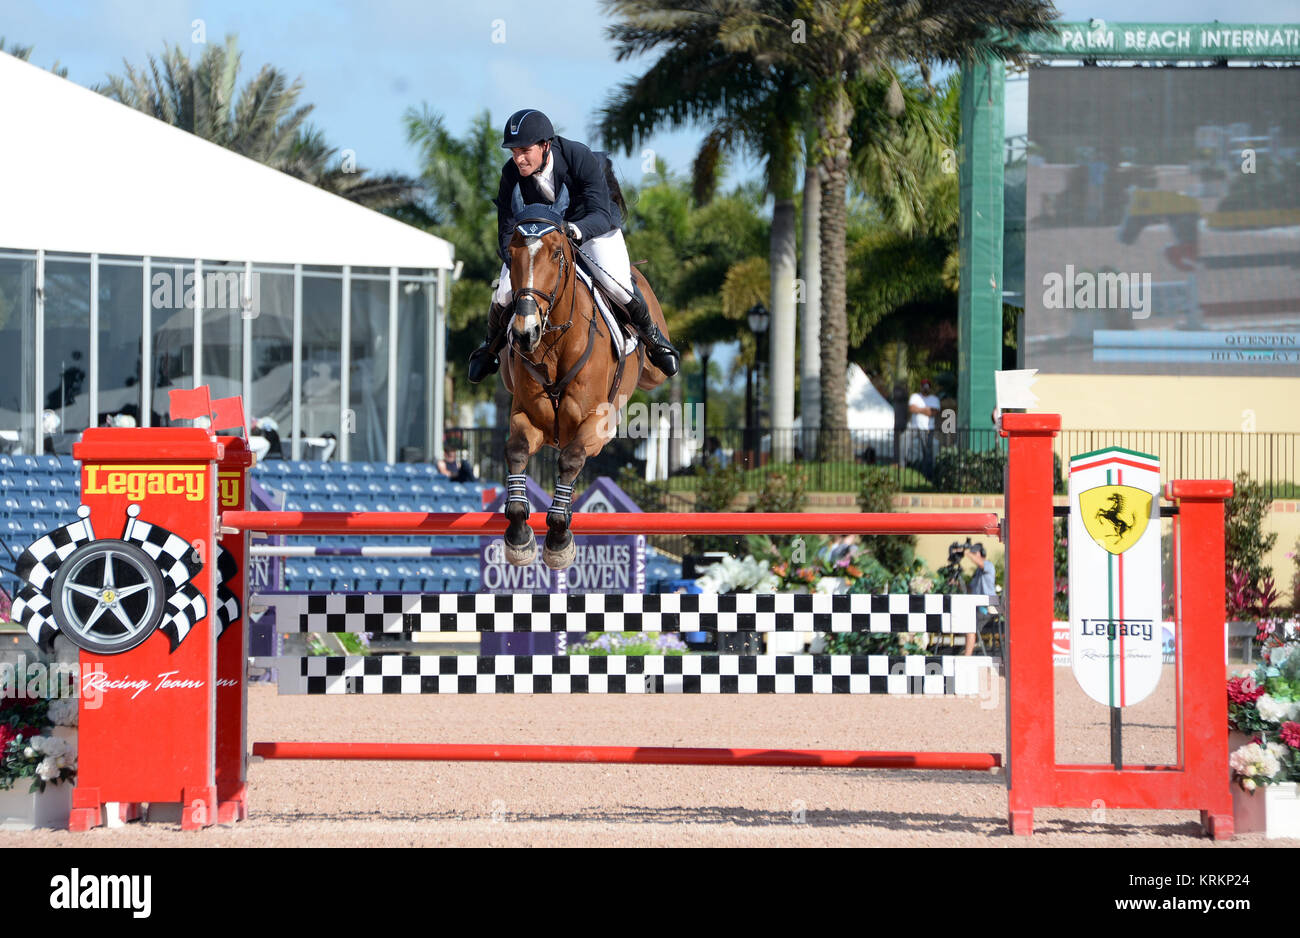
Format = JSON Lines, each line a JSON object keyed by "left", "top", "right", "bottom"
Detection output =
{"left": 566, "top": 223, "right": 582, "bottom": 243}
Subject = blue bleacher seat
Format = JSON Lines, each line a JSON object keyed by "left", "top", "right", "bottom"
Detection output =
{"left": 278, "top": 480, "right": 297, "bottom": 492}
{"left": 374, "top": 565, "right": 399, "bottom": 591}
{"left": 344, "top": 481, "right": 362, "bottom": 494}
{"left": 417, "top": 502, "right": 435, "bottom": 512}
{"left": 329, "top": 501, "right": 348, "bottom": 512}
{"left": 323, "top": 481, "right": 340, "bottom": 493}
{"left": 365, "top": 481, "right": 384, "bottom": 494}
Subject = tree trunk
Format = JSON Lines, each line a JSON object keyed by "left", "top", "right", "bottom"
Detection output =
{"left": 668, "top": 372, "right": 684, "bottom": 474}
{"left": 799, "top": 160, "right": 822, "bottom": 460}
{"left": 769, "top": 196, "right": 797, "bottom": 463}
{"left": 816, "top": 88, "right": 853, "bottom": 462}
{"left": 892, "top": 341, "right": 909, "bottom": 468}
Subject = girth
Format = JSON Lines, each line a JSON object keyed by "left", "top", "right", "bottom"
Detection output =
{"left": 511, "top": 278, "right": 645, "bottom": 446}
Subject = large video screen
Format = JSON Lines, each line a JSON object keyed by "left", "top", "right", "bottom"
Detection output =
{"left": 1024, "top": 66, "right": 1300, "bottom": 375}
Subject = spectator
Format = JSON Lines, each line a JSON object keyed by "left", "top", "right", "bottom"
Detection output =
{"left": 437, "top": 448, "right": 476, "bottom": 483}
{"left": 964, "top": 542, "right": 998, "bottom": 657}
{"left": 907, "top": 379, "right": 941, "bottom": 477}
{"left": 250, "top": 417, "right": 284, "bottom": 462}
{"left": 703, "top": 435, "right": 729, "bottom": 468}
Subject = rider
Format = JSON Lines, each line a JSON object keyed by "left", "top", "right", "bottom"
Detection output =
{"left": 467, "top": 108, "right": 680, "bottom": 382}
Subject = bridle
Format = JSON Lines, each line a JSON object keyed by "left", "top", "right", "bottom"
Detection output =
{"left": 508, "top": 222, "right": 601, "bottom": 445}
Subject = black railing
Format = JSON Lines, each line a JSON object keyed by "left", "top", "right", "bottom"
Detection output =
{"left": 445, "top": 426, "right": 1300, "bottom": 501}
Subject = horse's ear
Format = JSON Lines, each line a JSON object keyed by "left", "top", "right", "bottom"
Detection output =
{"left": 554, "top": 184, "right": 570, "bottom": 218}
{"left": 511, "top": 184, "right": 525, "bottom": 219}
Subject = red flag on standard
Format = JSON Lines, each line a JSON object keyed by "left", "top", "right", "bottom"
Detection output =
{"left": 168, "top": 386, "right": 212, "bottom": 421}
{"left": 210, "top": 396, "right": 247, "bottom": 434}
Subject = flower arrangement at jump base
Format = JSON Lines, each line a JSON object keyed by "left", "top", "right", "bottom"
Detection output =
{"left": 0, "top": 696, "right": 77, "bottom": 794}
{"left": 1227, "top": 619, "right": 1299, "bottom": 792}
{"left": 568, "top": 632, "right": 688, "bottom": 656}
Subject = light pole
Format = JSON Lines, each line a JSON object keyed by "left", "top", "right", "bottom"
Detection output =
{"left": 746, "top": 303, "right": 770, "bottom": 468}
{"left": 695, "top": 340, "right": 713, "bottom": 443}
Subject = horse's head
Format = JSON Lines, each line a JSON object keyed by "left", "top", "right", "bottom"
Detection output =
{"left": 508, "top": 184, "right": 573, "bottom": 356}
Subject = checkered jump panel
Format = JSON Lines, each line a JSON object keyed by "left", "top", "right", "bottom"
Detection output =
{"left": 254, "top": 653, "right": 995, "bottom": 696}
{"left": 256, "top": 592, "right": 990, "bottom": 634}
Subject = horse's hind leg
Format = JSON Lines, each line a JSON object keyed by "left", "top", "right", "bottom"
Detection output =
{"left": 503, "top": 414, "right": 544, "bottom": 566}
{"left": 542, "top": 418, "right": 609, "bottom": 570}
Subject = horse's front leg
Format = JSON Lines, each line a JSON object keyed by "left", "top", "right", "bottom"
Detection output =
{"left": 503, "top": 413, "right": 544, "bottom": 566}
{"left": 542, "top": 413, "right": 613, "bottom": 570}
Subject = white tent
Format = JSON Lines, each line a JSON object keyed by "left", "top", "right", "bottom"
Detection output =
{"left": 0, "top": 51, "right": 454, "bottom": 270}
{"left": 793, "top": 366, "right": 897, "bottom": 429}
{"left": 789, "top": 366, "right": 897, "bottom": 457}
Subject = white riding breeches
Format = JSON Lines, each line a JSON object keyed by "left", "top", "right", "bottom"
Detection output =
{"left": 493, "top": 228, "right": 634, "bottom": 308}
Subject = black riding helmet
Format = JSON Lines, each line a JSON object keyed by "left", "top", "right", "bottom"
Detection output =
{"left": 502, "top": 109, "right": 554, "bottom": 149}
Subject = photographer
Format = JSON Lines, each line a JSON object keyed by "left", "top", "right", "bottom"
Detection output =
{"left": 964, "top": 543, "right": 997, "bottom": 657}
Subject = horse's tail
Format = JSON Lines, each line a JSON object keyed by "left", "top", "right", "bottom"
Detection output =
{"left": 597, "top": 152, "right": 627, "bottom": 224}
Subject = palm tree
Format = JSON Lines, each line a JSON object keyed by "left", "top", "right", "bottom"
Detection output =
{"left": 1, "top": 37, "right": 69, "bottom": 77}
{"left": 402, "top": 107, "right": 513, "bottom": 428}
{"left": 706, "top": 0, "right": 1056, "bottom": 457}
{"left": 597, "top": 14, "right": 801, "bottom": 458}
{"left": 98, "top": 34, "right": 418, "bottom": 209}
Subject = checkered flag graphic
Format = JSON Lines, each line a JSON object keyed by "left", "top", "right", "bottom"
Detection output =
{"left": 214, "top": 544, "right": 240, "bottom": 637}
{"left": 122, "top": 515, "right": 202, "bottom": 591}
{"left": 9, "top": 514, "right": 97, "bottom": 650}
{"left": 13, "top": 515, "right": 97, "bottom": 593}
{"left": 159, "top": 581, "right": 208, "bottom": 652}
{"left": 12, "top": 584, "right": 57, "bottom": 651}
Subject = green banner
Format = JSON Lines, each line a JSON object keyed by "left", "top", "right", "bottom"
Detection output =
{"left": 1023, "top": 22, "right": 1300, "bottom": 58}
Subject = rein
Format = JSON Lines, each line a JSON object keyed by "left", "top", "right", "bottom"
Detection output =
{"left": 511, "top": 236, "right": 599, "bottom": 445}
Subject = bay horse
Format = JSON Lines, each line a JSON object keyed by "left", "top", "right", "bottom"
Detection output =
{"left": 498, "top": 185, "right": 673, "bottom": 569}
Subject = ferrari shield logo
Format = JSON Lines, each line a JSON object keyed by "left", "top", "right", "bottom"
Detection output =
{"left": 1079, "top": 485, "right": 1152, "bottom": 555}
{"left": 1067, "top": 448, "right": 1163, "bottom": 708}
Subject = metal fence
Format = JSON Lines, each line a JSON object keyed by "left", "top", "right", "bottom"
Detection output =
{"left": 444, "top": 425, "right": 1300, "bottom": 501}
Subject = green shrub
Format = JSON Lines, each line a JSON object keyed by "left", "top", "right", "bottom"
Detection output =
{"left": 857, "top": 466, "right": 914, "bottom": 575}
{"left": 690, "top": 457, "right": 746, "bottom": 554}
{"left": 1225, "top": 471, "right": 1276, "bottom": 599}
{"left": 752, "top": 464, "right": 808, "bottom": 513}
{"left": 932, "top": 448, "right": 1005, "bottom": 494}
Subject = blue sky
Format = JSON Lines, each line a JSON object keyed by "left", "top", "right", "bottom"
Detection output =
{"left": 7, "top": 0, "right": 1298, "bottom": 194}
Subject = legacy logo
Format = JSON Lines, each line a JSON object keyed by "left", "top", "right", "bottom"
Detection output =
{"left": 218, "top": 471, "right": 242, "bottom": 508}
{"left": 83, "top": 465, "right": 206, "bottom": 502}
{"left": 49, "top": 869, "right": 151, "bottom": 918}
{"left": 1042, "top": 265, "right": 1152, "bottom": 319}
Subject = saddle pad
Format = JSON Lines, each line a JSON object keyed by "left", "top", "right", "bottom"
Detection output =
{"left": 575, "top": 265, "right": 638, "bottom": 360}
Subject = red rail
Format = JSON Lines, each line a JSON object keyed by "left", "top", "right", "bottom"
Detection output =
{"left": 251, "top": 742, "right": 1002, "bottom": 771}
{"left": 223, "top": 510, "right": 1001, "bottom": 537}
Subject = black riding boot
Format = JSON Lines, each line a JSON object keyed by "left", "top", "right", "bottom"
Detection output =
{"left": 467, "top": 300, "right": 512, "bottom": 384}
{"left": 622, "top": 282, "right": 679, "bottom": 377}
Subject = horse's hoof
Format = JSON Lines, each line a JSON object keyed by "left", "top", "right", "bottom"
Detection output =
{"left": 543, "top": 538, "right": 576, "bottom": 570}
{"left": 504, "top": 531, "right": 536, "bottom": 566}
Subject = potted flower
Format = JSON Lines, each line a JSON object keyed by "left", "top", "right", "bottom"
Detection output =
{"left": 1227, "top": 619, "right": 1300, "bottom": 838}
{"left": 1, "top": 695, "right": 78, "bottom": 830}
